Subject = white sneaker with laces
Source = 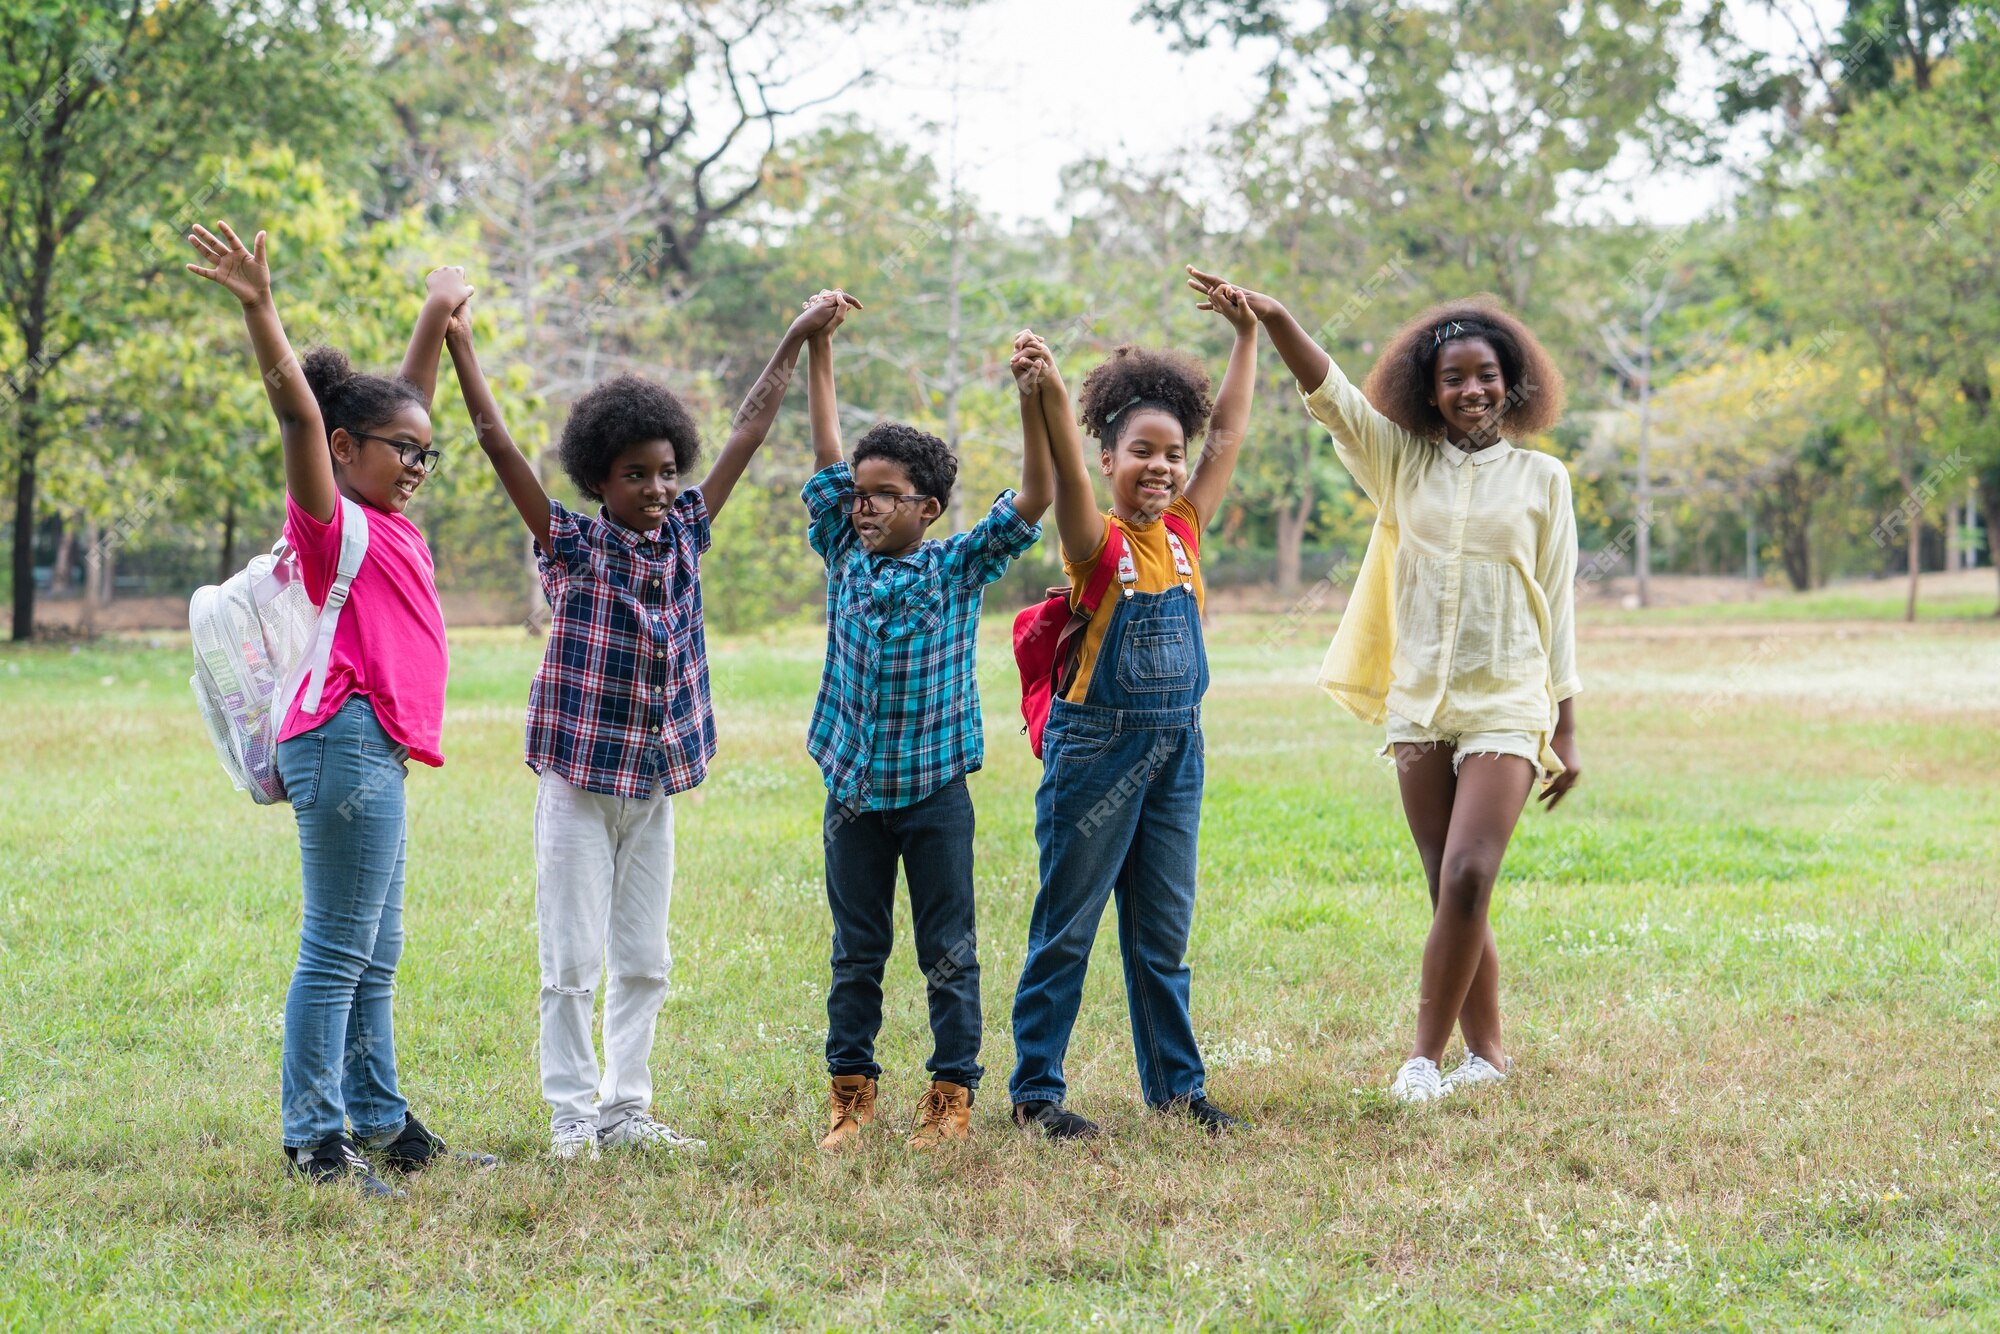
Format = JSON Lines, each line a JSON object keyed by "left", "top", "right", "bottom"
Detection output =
{"left": 550, "top": 1121, "right": 600, "bottom": 1161}
{"left": 1388, "top": 1056, "right": 1452, "bottom": 1104}
{"left": 599, "top": 1111, "right": 705, "bottom": 1152}
{"left": 1441, "top": 1052, "right": 1512, "bottom": 1091}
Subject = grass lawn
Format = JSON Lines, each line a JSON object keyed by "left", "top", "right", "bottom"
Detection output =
{"left": 2, "top": 608, "right": 1997, "bottom": 1329}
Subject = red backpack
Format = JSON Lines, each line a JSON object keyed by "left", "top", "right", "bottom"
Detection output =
{"left": 1013, "top": 512, "right": 1198, "bottom": 758}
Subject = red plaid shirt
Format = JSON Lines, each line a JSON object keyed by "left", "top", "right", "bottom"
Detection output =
{"left": 524, "top": 493, "right": 715, "bottom": 798}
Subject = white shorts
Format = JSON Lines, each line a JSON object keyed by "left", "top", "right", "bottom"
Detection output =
{"left": 1380, "top": 714, "right": 1554, "bottom": 782}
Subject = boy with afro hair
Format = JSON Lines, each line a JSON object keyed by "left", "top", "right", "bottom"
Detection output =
{"left": 445, "top": 288, "right": 847, "bottom": 1160}
{"left": 800, "top": 291, "right": 1053, "bottom": 1151}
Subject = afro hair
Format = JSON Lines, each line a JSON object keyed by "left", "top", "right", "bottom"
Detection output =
{"left": 1075, "top": 345, "right": 1214, "bottom": 451}
{"left": 1361, "top": 296, "right": 1566, "bottom": 441}
{"left": 299, "top": 346, "right": 426, "bottom": 444}
{"left": 852, "top": 421, "right": 957, "bottom": 507}
{"left": 558, "top": 373, "right": 703, "bottom": 501}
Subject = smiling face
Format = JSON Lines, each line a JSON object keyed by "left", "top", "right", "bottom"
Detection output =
{"left": 328, "top": 402, "right": 434, "bottom": 515}
{"left": 1429, "top": 337, "right": 1509, "bottom": 448}
{"left": 1100, "top": 407, "right": 1189, "bottom": 523}
{"left": 849, "top": 455, "right": 940, "bottom": 558}
{"left": 598, "top": 438, "right": 682, "bottom": 531}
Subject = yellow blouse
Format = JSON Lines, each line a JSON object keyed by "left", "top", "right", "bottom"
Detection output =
{"left": 1301, "top": 361, "right": 1580, "bottom": 766}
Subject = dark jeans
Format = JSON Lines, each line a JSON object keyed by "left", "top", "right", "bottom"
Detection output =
{"left": 822, "top": 777, "right": 982, "bottom": 1089}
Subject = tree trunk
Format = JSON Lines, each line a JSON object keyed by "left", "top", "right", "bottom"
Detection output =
{"left": 219, "top": 497, "right": 238, "bottom": 583}
{"left": 48, "top": 510, "right": 71, "bottom": 598}
{"left": 1904, "top": 507, "right": 1921, "bottom": 624}
{"left": 77, "top": 517, "right": 99, "bottom": 636}
{"left": 1981, "top": 470, "right": 2000, "bottom": 615}
{"left": 9, "top": 402, "right": 38, "bottom": 641}
{"left": 1275, "top": 500, "right": 1307, "bottom": 599}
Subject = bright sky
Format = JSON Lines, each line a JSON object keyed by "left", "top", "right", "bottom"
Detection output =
{"left": 800, "top": 0, "right": 1844, "bottom": 231}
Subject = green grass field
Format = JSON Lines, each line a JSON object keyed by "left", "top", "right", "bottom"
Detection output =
{"left": 3, "top": 609, "right": 1997, "bottom": 1329}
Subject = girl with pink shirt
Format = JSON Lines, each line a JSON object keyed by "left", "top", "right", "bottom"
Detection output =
{"left": 186, "top": 220, "right": 491, "bottom": 1197}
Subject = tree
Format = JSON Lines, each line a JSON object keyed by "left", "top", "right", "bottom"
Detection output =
{"left": 0, "top": 0, "right": 387, "bottom": 639}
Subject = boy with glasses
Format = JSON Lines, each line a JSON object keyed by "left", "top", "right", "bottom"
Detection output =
{"left": 799, "top": 293, "right": 1052, "bottom": 1150}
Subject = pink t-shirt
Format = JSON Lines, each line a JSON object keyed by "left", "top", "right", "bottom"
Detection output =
{"left": 277, "top": 493, "right": 450, "bottom": 766}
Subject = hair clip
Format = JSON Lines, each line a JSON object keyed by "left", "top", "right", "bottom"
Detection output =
{"left": 1103, "top": 395, "right": 1144, "bottom": 425}
{"left": 1432, "top": 320, "right": 1466, "bottom": 346}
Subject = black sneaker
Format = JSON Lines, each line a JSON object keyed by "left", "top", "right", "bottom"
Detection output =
{"left": 366, "top": 1114, "right": 499, "bottom": 1174}
{"left": 286, "top": 1134, "right": 404, "bottom": 1198}
{"left": 1160, "top": 1093, "right": 1241, "bottom": 1135}
{"left": 1012, "top": 1099, "right": 1102, "bottom": 1141}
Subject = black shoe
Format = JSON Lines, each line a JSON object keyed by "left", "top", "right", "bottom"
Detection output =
{"left": 286, "top": 1134, "right": 404, "bottom": 1198}
{"left": 1160, "top": 1093, "right": 1241, "bottom": 1135}
{"left": 367, "top": 1114, "right": 498, "bottom": 1174}
{"left": 1012, "top": 1099, "right": 1102, "bottom": 1140}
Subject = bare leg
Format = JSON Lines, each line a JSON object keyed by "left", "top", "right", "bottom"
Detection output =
{"left": 1393, "top": 744, "right": 1506, "bottom": 1062}
{"left": 1409, "top": 752, "right": 1533, "bottom": 1066}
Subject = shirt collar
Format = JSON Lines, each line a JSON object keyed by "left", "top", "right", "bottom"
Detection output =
{"left": 596, "top": 506, "right": 666, "bottom": 546}
{"left": 1439, "top": 438, "right": 1514, "bottom": 467}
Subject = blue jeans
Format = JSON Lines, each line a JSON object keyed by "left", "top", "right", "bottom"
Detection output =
{"left": 275, "top": 696, "right": 410, "bottom": 1148}
{"left": 1010, "top": 582, "right": 1211, "bottom": 1109}
{"left": 823, "top": 777, "right": 983, "bottom": 1088}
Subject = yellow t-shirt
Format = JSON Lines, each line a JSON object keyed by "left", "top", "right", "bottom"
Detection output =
{"left": 1060, "top": 496, "right": 1206, "bottom": 703}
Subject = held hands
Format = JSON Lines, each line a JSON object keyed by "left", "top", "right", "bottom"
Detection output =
{"left": 1010, "top": 328, "right": 1062, "bottom": 397}
{"left": 425, "top": 265, "right": 475, "bottom": 312}
{"left": 1186, "top": 265, "right": 1278, "bottom": 329}
{"left": 794, "top": 288, "right": 862, "bottom": 345}
{"left": 445, "top": 296, "right": 474, "bottom": 348}
{"left": 184, "top": 221, "right": 272, "bottom": 307}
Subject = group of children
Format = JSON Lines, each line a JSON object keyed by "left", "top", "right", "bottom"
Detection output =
{"left": 186, "top": 219, "right": 1580, "bottom": 1196}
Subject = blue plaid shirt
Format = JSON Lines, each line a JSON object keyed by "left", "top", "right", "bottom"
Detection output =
{"left": 804, "top": 461, "right": 1041, "bottom": 811}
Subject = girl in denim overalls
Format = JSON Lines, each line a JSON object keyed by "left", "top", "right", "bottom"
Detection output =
{"left": 1005, "top": 276, "right": 1259, "bottom": 1139}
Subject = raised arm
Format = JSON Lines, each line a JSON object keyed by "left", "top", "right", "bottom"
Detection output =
{"left": 185, "top": 221, "right": 335, "bottom": 523}
{"left": 1008, "top": 333, "right": 1056, "bottom": 525}
{"left": 1015, "top": 330, "right": 1106, "bottom": 564}
{"left": 445, "top": 300, "right": 551, "bottom": 550}
{"left": 399, "top": 265, "right": 475, "bottom": 408}
{"left": 1188, "top": 263, "right": 1411, "bottom": 506}
{"left": 1181, "top": 278, "right": 1259, "bottom": 528}
{"left": 704, "top": 290, "right": 857, "bottom": 520}
{"left": 807, "top": 329, "right": 843, "bottom": 474}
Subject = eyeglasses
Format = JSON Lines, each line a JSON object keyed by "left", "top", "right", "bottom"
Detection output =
{"left": 843, "top": 492, "right": 929, "bottom": 516}
{"left": 351, "top": 431, "right": 442, "bottom": 474}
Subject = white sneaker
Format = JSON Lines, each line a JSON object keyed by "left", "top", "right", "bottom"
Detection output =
{"left": 1388, "top": 1056, "right": 1452, "bottom": 1104}
{"left": 599, "top": 1111, "right": 705, "bottom": 1152}
{"left": 550, "top": 1121, "right": 600, "bottom": 1161}
{"left": 1441, "top": 1052, "right": 1512, "bottom": 1091}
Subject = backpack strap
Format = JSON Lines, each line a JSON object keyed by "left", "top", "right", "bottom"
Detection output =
{"left": 1161, "top": 510, "right": 1199, "bottom": 559}
{"left": 1073, "top": 520, "right": 1126, "bottom": 617}
{"left": 296, "top": 496, "right": 371, "bottom": 715}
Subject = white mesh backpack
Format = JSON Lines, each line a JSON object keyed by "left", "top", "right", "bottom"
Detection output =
{"left": 188, "top": 496, "right": 370, "bottom": 803}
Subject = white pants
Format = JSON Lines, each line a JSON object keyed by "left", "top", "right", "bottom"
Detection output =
{"left": 535, "top": 768, "right": 675, "bottom": 1134}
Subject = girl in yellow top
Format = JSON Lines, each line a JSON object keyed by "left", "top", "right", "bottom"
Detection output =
{"left": 1188, "top": 269, "right": 1580, "bottom": 1106}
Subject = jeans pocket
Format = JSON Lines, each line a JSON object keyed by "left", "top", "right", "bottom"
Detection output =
{"left": 279, "top": 733, "right": 325, "bottom": 811}
{"left": 1048, "top": 724, "right": 1115, "bottom": 766}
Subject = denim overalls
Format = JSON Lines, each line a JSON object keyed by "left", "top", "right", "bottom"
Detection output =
{"left": 1009, "top": 527, "right": 1210, "bottom": 1108}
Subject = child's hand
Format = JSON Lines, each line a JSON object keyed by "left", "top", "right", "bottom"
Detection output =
{"left": 185, "top": 221, "right": 272, "bottom": 307}
{"left": 1010, "top": 328, "right": 1059, "bottom": 396}
{"left": 1186, "top": 265, "right": 1279, "bottom": 328}
{"left": 425, "top": 265, "right": 475, "bottom": 311}
{"left": 445, "top": 297, "right": 474, "bottom": 347}
{"left": 793, "top": 289, "right": 861, "bottom": 344}
{"left": 1539, "top": 735, "right": 1582, "bottom": 809}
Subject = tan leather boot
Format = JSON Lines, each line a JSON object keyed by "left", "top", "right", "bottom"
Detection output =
{"left": 819, "top": 1075, "right": 877, "bottom": 1151}
{"left": 906, "top": 1080, "right": 972, "bottom": 1149}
